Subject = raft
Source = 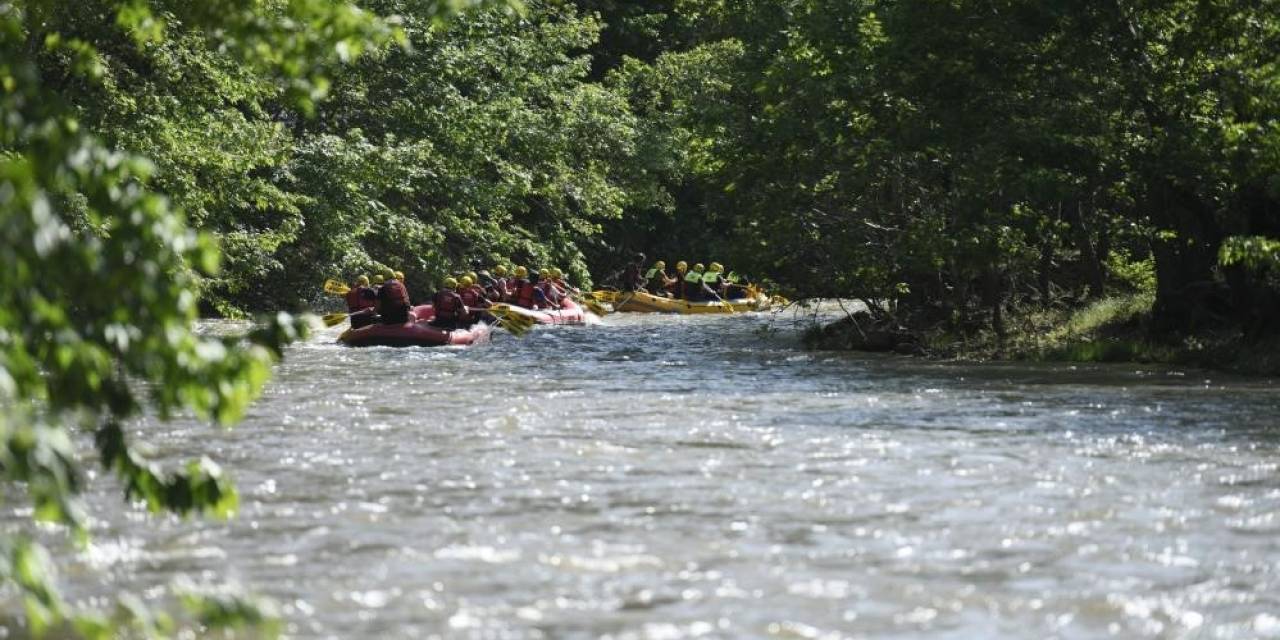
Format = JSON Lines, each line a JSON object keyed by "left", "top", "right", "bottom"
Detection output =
{"left": 603, "top": 289, "right": 772, "bottom": 314}
{"left": 411, "top": 299, "right": 589, "bottom": 326}
{"left": 338, "top": 318, "right": 493, "bottom": 348}
{"left": 495, "top": 298, "right": 589, "bottom": 325}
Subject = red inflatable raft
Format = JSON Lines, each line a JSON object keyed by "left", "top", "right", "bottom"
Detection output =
{"left": 409, "top": 299, "right": 588, "bottom": 326}
{"left": 498, "top": 298, "right": 588, "bottom": 325}
{"left": 338, "top": 318, "right": 492, "bottom": 348}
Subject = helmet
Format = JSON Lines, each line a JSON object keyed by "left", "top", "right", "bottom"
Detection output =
{"left": 514, "top": 266, "right": 528, "bottom": 278}
{"left": 378, "top": 273, "right": 391, "bottom": 283}
{"left": 654, "top": 260, "right": 666, "bottom": 269}
{"left": 676, "top": 261, "right": 687, "bottom": 271}
{"left": 693, "top": 263, "right": 705, "bottom": 272}
{"left": 551, "top": 268, "right": 563, "bottom": 279}
{"left": 459, "top": 276, "right": 474, "bottom": 287}
{"left": 709, "top": 262, "right": 723, "bottom": 272}
{"left": 394, "top": 270, "right": 405, "bottom": 281}
{"left": 356, "top": 275, "right": 370, "bottom": 286}
{"left": 443, "top": 277, "right": 458, "bottom": 289}
{"left": 494, "top": 265, "right": 508, "bottom": 277}
{"left": 467, "top": 271, "right": 478, "bottom": 282}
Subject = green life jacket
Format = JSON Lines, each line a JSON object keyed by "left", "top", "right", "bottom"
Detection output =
{"left": 685, "top": 271, "right": 703, "bottom": 284}
{"left": 645, "top": 268, "right": 662, "bottom": 280}
{"left": 727, "top": 271, "right": 741, "bottom": 284}
{"left": 702, "top": 271, "right": 722, "bottom": 286}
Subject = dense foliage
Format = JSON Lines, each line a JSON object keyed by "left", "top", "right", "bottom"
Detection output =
{"left": 3, "top": 0, "right": 1278, "bottom": 634}
{"left": 0, "top": 0, "right": 482, "bottom": 635}
{"left": 602, "top": 0, "right": 1280, "bottom": 339}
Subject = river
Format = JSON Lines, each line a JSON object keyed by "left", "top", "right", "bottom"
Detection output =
{"left": 33, "top": 309, "right": 1280, "bottom": 638}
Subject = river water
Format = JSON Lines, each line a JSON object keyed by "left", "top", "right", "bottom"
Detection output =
{"left": 29, "top": 310, "right": 1280, "bottom": 638}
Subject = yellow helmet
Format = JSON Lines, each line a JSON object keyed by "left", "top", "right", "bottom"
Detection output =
{"left": 494, "top": 265, "right": 508, "bottom": 277}
{"left": 443, "top": 277, "right": 458, "bottom": 289}
{"left": 693, "top": 263, "right": 705, "bottom": 272}
{"left": 467, "top": 271, "right": 478, "bottom": 282}
{"left": 654, "top": 260, "right": 666, "bottom": 269}
{"left": 709, "top": 262, "right": 723, "bottom": 272}
{"left": 676, "top": 261, "right": 687, "bottom": 272}
{"left": 378, "top": 273, "right": 391, "bottom": 282}
{"left": 552, "top": 268, "right": 563, "bottom": 279}
{"left": 356, "top": 275, "right": 370, "bottom": 286}
{"left": 394, "top": 270, "right": 405, "bottom": 281}
{"left": 514, "top": 266, "right": 528, "bottom": 278}
{"left": 459, "top": 275, "right": 474, "bottom": 287}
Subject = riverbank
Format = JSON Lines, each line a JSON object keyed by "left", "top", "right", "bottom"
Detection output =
{"left": 804, "top": 292, "right": 1280, "bottom": 377}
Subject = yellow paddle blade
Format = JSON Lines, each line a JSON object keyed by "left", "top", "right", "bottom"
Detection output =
{"left": 324, "top": 279, "right": 350, "bottom": 295}
{"left": 322, "top": 312, "right": 350, "bottom": 327}
{"left": 590, "top": 290, "right": 616, "bottom": 303}
{"left": 583, "top": 298, "right": 609, "bottom": 316}
{"left": 488, "top": 304, "right": 534, "bottom": 337}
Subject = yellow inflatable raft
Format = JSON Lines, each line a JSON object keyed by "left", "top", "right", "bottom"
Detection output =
{"left": 593, "top": 289, "right": 775, "bottom": 314}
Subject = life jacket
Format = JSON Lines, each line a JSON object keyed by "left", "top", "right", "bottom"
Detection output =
{"left": 539, "top": 282, "right": 561, "bottom": 305}
{"left": 702, "top": 271, "right": 722, "bottom": 288}
{"left": 684, "top": 271, "right": 704, "bottom": 300}
{"left": 345, "top": 286, "right": 374, "bottom": 312}
{"left": 645, "top": 268, "right": 667, "bottom": 292}
{"left": 512, "top": 278, "right": 536, "bottom": 308}
{"left": 432, "top": 289, "right": 464, "bottom": 321}
{"left": 460, "top": 285, "right": 487, "bottom": 308}
{"left": 373, "top": 280, "right": 409, "bottom": 320}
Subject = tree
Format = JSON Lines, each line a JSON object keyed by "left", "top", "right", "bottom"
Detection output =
{"left": 0, "top": 0, "right": 500, "bottom": 635}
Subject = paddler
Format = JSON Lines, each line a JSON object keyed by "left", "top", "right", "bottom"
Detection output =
{"left": 492, "top": 264, "right": 512, "bottom": 301}
{"left": 671, "top": 261, "right": 689, "bottom": 299}
{"left": 701, "top": 262, "right": 727, "bottom": 300}
{"left": 725, "top": 270, "right": 751, "bottom": 299}
{"left": 548, "top": 267, "right": 579, "bottom": 297}
{"left": 684, "top": 263, "right": 706, "bottom": 302}
{"left": 644, "top": 260, "right": 675, "bottom": 297}
{"left": 534, "top": 270, "right": 563, "bottom": 309}
{"left": 620, "top": 253, "right": 646, "bottom": 292}
{"left": 345, "top": 275, "right": 376, "bottom": 312}
{"left": 430, "top": 277, "right": 470, "bottom": 330}
{"left": 376, "top": 274, "right": 412, "bottom": 324}
{"left": 458, "top": 275, "right": 489, "bottom": 310}
{"left": 509, "top": 266, "right": 538, "bottom": 308}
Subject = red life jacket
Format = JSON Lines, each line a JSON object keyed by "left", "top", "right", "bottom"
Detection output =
{"left": 345, "top": 287, "right": 373, "bottom": 312}
{"left": 460, "top": 286, "right": 487, "bottom": 308}
{"left": 512, "top": 279, "right": 536, "bottom": 308}
{"left": 432, "top": 289, "right": 464, "bottom": 321}
{"left": 377, "top": 280, "right": 410, "bottom": 315}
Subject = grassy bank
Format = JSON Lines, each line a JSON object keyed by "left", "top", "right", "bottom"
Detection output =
{"left": 928, "top": 292, "right": 1280, "bottom": 376}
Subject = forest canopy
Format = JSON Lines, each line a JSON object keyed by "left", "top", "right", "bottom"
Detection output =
{"left": 2, "top": 0, "right": 1278, "bottom": 631}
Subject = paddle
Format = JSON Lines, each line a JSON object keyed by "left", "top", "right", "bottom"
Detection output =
{"left": 323, "top": 279, "right": 350, "bottom": 295}
{"left": 322, "top": 311, "right": 353, "bottom": 327}
{"left": 486, "top": 304, "right": 537, "bottom": 337}
{"left": 576, "top": 295, "right": 609, "bottom": 316}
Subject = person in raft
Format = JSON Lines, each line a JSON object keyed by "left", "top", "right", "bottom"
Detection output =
{"left": 531, "top": 270, "right": 563, "bottom": 309}
{"left": 490, "top": 265, "right": 512, "bottom": 300}
{"left": 643, "top": 260, "right": 675, "bottom": 297}
{"left": 430, "top": 277, "right": 470, "bottom": 330}
{"left": 620, "top": 252, "right": 646, "bottom": 292}
{"left": 683, "top": 263, "right": 707, "bottom": 301}
{"left": 509, "top": 266, "right": 557, "bottom": 310}
{"left": 346, "top": 275, "right": 376, "bottom": 312}
{"left": 700, "top": 262, "right": 727, "bottom": 300}
{"left": 670, "top": 261, "right": 689, "bottom": 299}
{"left": 376, "top": 275, "right": 412, "bottom": 324}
